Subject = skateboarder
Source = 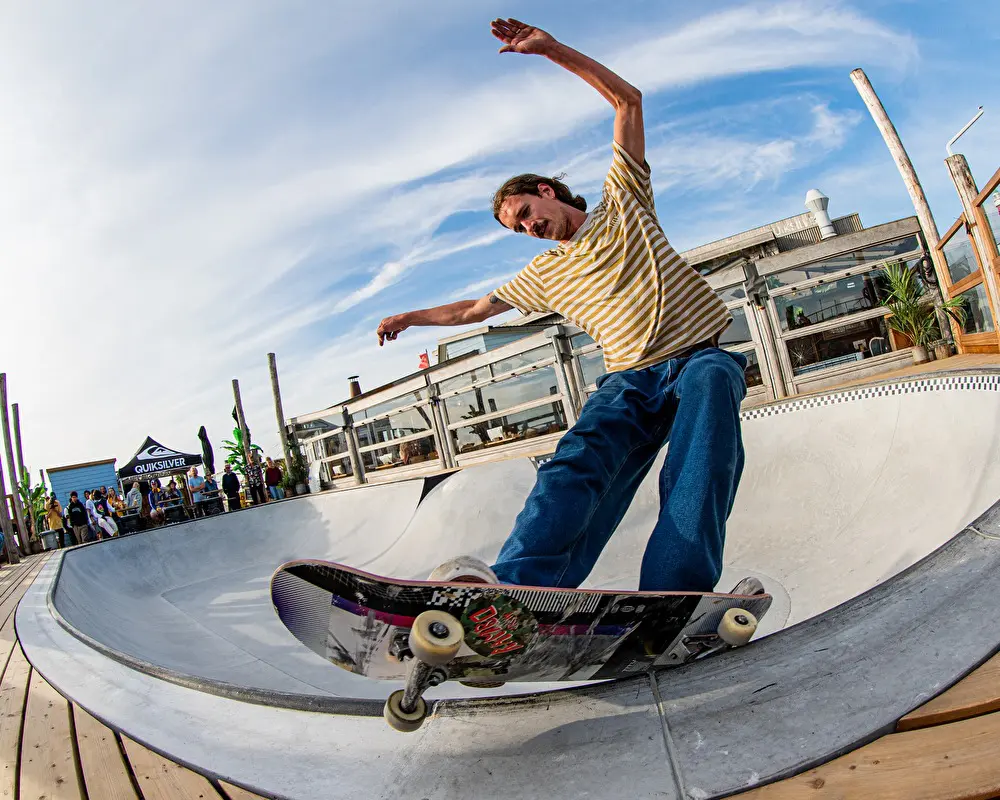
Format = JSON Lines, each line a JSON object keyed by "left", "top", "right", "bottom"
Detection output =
{"left": 376, "top": 19, "right": 750, "bottom": 594}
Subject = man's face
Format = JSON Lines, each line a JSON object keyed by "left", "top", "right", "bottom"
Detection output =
{"left": 224, "top": 465, "right": 231, "bottom": 473}
{"left": 499, "top": 186, "right": 577, "bottom": 241}
{"left": 70, "top": 494, "right": 77, "bottom": 502}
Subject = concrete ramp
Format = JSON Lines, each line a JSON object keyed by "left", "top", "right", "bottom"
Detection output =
{"left": 18, "top": 370, "right": 1000, "bottom": 799}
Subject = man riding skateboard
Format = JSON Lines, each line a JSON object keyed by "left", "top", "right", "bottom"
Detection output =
{"left": 376, "top": 18, "right": 752, "bottom": 594}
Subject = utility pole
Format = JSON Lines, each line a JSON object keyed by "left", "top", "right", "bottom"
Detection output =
{"left": 0, "top": 376, "right": 28, "bottom": 551}
{"left": 268, "top": 353, "right": 293, "bottom": 468}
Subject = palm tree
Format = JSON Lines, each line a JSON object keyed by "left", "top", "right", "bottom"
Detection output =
{"left": 879, "top": 261, "right": 967, "bottom": 353}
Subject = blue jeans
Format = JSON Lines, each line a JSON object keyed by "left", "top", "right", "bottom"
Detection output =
{"left": 491, "top": 347, "right": 747, "bottom": 592}
{"left": 268, "top": 486, "right": 285, "bottom": 501}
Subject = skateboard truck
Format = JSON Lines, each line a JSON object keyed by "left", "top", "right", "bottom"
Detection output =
{"left": 384, "top": 611, "right": 465, "bottom": 732}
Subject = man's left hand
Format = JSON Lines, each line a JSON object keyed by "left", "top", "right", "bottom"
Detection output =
{"left": 490, "top": 18, "right": 557, "bottom": 56}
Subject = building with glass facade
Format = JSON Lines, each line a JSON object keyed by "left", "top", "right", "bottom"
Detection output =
{"left": 292, "top": 197, "right": 943, "bottom": 490}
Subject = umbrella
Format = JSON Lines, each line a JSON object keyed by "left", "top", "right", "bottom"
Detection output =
{"left": 197, "top": 426, "right": 216, "bottom": 476}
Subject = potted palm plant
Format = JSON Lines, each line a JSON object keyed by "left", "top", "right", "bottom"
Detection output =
{"left": 879, "top": 261, "right": 967, "bottom": 364}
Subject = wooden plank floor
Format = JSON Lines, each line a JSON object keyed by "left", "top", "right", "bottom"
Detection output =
{"left": 7, "top": 532, "right": 1000, "bottom": 799}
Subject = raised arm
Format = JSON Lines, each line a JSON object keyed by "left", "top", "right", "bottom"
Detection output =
{"left": 490, "top": 18, "right": 644, "bottom": 164}
{"left": 377, "top": 292, "right": 512, "bottom": 346}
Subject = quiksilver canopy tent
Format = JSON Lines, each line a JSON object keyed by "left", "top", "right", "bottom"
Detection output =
{"left": 118, "top": 436, "right": 202, "bottom": 481}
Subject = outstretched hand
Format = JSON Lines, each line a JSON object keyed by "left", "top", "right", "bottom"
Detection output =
{"left": 490, "top": 18, "right": 557, "bottom": 55}
{"left": 377, "top": 314, "right": 409, "bottom": 346}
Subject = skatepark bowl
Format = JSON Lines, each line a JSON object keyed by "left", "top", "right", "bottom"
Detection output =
{"left": 16, "top": 368, "right": 1000, "bottom": 799}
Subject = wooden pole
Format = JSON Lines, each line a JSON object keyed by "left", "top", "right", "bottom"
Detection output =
{"left": 945, "top": 154, "right": 1000, "bottom": 343}
{"left": 268, "top": 353, "right": 293, "bottom": 468}
{"left": 0, "top": 376, "right": 28, "bottom": 551}
{"left": 232, "top": 379, "right": 257, "bottom": 505}
{"left": 0, "top": 462, "right": 20, "bottom": 563}
{"left": 850, "top": 69, "right": 942, "bottom": 247}
{"left": 12, "top": 403, "right": 26, "bottom": 482}
{"left": 850, "top": 68, "right": 954, "bottom": 344}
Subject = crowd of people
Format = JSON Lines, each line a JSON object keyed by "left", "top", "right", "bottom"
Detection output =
{"left": 35, "top": 456, "right": 290, "bottom": 549}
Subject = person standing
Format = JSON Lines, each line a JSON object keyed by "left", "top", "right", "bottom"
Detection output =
{"left": 45, "top": 494, "right": 72, "bottom": 548}
{"left": 246, "top": 455, "right": 266, "bottom": 506}
{"left": 376, "top": 19, "right": 750, "bottom": 594}
{"left": 264, "top": 457, "right": 285, "bottom": 501}
{"left": 66, "top": 492, "right": 89, "bottom": 544}
{"left": 187, "top": 466, "right": 206, "bottom": 515}
{"left": 126, "top": 482, "right": 143, "bottom": 511}
{"left": 221, "top": 464, "right": 242, "bottom": 512}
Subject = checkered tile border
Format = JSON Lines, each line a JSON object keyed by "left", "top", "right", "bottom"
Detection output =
{"left": 740, "top": 373, "right": 1000, "bottom": 422}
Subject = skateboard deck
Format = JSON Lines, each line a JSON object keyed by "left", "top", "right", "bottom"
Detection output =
{"left": 272, "top": 559, "right": 772, "bottom": 683}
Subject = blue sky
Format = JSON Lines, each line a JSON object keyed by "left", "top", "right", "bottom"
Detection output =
{"left": 0, "top": 1, "right": 998, "bottom": 474}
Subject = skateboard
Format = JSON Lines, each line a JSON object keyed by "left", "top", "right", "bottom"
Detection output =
{"left": 271, "top": 559, "right": 772, "bottom": 732}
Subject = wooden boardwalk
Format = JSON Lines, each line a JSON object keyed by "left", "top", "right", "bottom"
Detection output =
{"left": 0, "top": 555, "right": 271, "bottom": 800}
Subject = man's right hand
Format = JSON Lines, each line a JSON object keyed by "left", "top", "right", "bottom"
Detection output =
{"left": 377, "top": 313, "right": 410, "bottom": 346}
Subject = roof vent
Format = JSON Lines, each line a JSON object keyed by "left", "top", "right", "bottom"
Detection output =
{"left": 805, "top": 189, "right": 836, "bottom": 239}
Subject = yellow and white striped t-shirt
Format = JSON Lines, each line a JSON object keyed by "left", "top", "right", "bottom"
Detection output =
{"left": 494, "top": 142, "right": 732, "bottom": 373}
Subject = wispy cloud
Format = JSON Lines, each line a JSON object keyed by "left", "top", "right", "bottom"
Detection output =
{"left": 2, "top": 0, "right": 966, "bottom": 476}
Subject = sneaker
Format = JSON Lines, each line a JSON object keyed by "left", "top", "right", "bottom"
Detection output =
{"left": 729, "top": 576, "right": 765, "bottom": 596}
{"left": 427, "top": 555, "right": 498, "bottom": 584}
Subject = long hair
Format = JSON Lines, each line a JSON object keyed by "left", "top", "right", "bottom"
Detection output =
{"left": 492, "top": 173, "right": 586, "bottom": 225}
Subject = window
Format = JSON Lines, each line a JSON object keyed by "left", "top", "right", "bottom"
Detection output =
{"left": 438, "top": 367, "right": 491, "bottom": 395}
{"left": 956, "top": 284, "right": 995, "bottom": 334}
{"left": 353, "top": 406, "right": 433, "bottom": 450}
{"left": 719, "top": 306, "right": 753, "bottom": 346}
{"left": 941, "top": 226, "right": 979, "bottom": 284}
{"left": 490, "top": 346, "right": 553, "bottom": 374}
{"left": 444, "top": 366, "right": 559, "bottom": 423}
{"left": 717, "top": 284, "right": 747, "bottom": 304}
{"left": 361, "top": 434, "right": 438, "bottom": 473}
{"left": 577, "top": 349, "right": 606, "bottom": 388}
{"left": 786, "top": 316, "right": 892, "bottom": 376}
{"left": 570, "top": 332, "right": 596, "bottom": 351}
{"left": 452, "top": 402, "right": 567, "bottom": 454}
{"left": 352, "top": 389, "right": 427, "bottom": 422}
{"left": 774, "top": 270, "right": 889, "bottom": 332}
{"left": 765, "top": 234, "right": 920, "bottom": 289}
{"left": 744, "top": 350, "right": 763, "bottom": 388}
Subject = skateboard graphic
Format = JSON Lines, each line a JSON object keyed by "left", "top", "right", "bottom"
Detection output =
{"left": 271, "top": 560, "right": 772, "bottom": 732}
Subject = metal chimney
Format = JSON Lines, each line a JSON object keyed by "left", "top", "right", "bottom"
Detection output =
{"left": 348, "top": 376, "right": 362, "bottom": 398}
{"left": 805, "top": 189, "right": 837, "bottom": 239}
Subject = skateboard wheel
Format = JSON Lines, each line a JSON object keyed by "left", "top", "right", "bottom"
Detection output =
{"left": 718, "top": 608, "right": 758, "bottom": 646}
{"left": 409, "top": 610, "right": 464, "bottom": 666}
{"left": 383, "top": 689, "right": 428, "bottom": 733}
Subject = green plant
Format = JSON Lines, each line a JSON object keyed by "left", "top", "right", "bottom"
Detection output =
{"left": 16, "top": 474, "right": 46, "bottom": 541}
{"left": 220, "top": 427, "right": 263, "bottom": 478}
{"left": 879, "top": 261, "right": 967, "bottom": 348}
{"left": 285, "top": 447, "right": 309, "bottom": 486}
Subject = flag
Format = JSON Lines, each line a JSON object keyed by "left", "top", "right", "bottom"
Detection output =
{"left": 418, "top": 352, "right": 430, "bottom": 370}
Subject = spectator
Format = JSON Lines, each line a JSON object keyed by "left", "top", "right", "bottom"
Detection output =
{"left": 187, "top": 466, "right": 206, "bottom": 507}
{"left": 91, "top": 489, "right": 119, "bottom": 538}
{"left": 107, "top": 488, "right": 125, "bottom": 518}
{"left": 83, "top": 490, "right": 97, "bottom": 541}
{"left": 45, "top": 494, "right": 73, "bottom": 548}
{"left": 148, "top": 479, "right": 167, "bottom": 525}
{"left": 204, "top": 473, "right": 218, "bottom": 494}
{"left": 66, "top": 492, "right": 89, "bottom": 544}
{"left": 264, "top": 457, "right": 284, "bottom": 501}
{"left": 221, "top": 464, "right": 241, "bottom": 512}
{"left": 164, "top": 480, "right": 183, "bottom": 506}
{"left": 246, "top": 455, "right": 266, "bottom": 506}
{"left": 126, "top": 481, "right": 142, "bottom": 511}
